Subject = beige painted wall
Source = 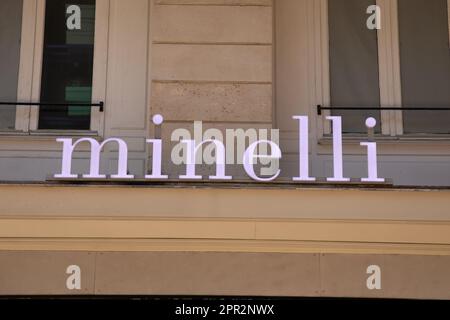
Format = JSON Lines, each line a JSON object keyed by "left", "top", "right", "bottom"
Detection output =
{"left": 1, "top": 183, "right": 450, "bottom": 247}
{"left": 0, "top": 182, "right": 449, "bottom": 297}
{"left": 1, "top": 251, "right": 450, "bottom": 299}
{"left": 0, "top": 181, "right": 447, "bottom": 298}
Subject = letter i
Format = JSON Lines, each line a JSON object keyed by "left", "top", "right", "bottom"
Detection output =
{"left": 360, "top": 118, "right": 385, "bottom": 183}
{"left": 146, "top": 115, "right": 168, "bottom": 179}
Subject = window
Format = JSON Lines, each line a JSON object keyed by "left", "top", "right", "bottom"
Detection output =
{"left": 328, "top": 0, "right": 381, "bottom": 133}
{"left": 0, "top": 0, "right": 23, "bottom": 130}
{"left": 398, "top": 0, "right": 450, "bottom": 134}
{"left": 276, "top": 0, "right": 449, "bottom": 141}
{"left": 39, "top": 0, "right": 96, "bottom": 130}
{"left": 323, "top": 0, "right": 450, "bottom": 136}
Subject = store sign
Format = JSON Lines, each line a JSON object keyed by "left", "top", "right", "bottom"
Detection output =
{"left": 54, "top": 115, "right": 385, "bottom": 183}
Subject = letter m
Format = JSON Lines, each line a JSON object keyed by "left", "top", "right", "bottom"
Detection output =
{"left": 54, "top": 138, "right": 133, "bottom": 179}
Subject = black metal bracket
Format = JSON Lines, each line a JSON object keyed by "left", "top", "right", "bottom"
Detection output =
{"left": 0, "top": 101, "right": 104, "bottom": 112}
{"left": 317, "top": 105, "right": 450, "bottom": 116}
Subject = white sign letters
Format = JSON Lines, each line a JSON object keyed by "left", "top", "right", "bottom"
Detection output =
{"left": 55, "top": 115, "right": 385, "bottom": 183}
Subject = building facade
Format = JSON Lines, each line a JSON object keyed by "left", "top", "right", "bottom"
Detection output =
{"left": 0, "top": 0, "right": 450, "bottom": 299}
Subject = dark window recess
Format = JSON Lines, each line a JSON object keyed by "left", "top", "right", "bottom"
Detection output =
{"left": 0, "top": 0, "right": 23, "bottom": 130}
{"left": 328, "top": 0, "right": 381, "bottom": 133}
{"left": 399, "top": 0, "right": 450, "bottom": 134}
{"left": 39, "top": 0, "right": 96, "bottom": 130}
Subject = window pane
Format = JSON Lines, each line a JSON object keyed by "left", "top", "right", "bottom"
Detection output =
{"left": 399, "top": 0, "right": 450, "bottom": 134}
{"left": 329, "top": 0, "right": 381, "bottom": 133}
{"left": 0, "top": 0, "right": 22, "bottom": 130}
{"left": 39, "top": 0, "right": 96, "bottom": 130}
